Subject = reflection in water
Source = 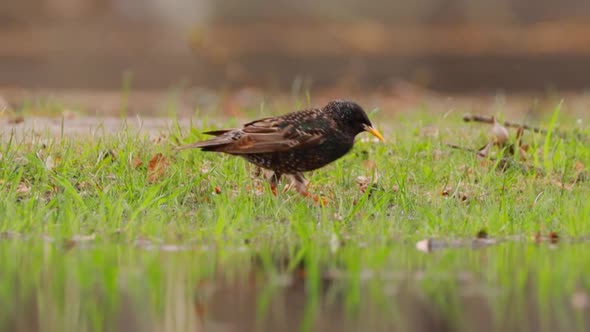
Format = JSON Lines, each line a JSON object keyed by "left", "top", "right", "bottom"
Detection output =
{"left": 0, "top": 242, "right": 589, "bottom": 332}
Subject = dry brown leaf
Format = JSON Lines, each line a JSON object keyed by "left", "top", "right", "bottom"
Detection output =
{"left": 44, "top": 155, "right": 56, "bottom": 170}
{"left": 552, "top": 180, "right": 574, "bottom": 191}
{"left": 356, "top": 176, "right": 371, "bottom": 191}
{"left": 71, "top": 233, "right": 96, "bottom": 242}
{"left": 441, "top": 186, "right": 453, "bottom": 196}
{"left": 131, "top": 157, "right": 143, "bottom": 169}
{"left": 416, "top": 239, "right": 432, "bottom": 253}
{"left": 575, "top": 161, "right": 585, "bottom": 172}
{"left": 356, "top": 175, "right": 382, "bottom": 195}
{"left": 534, "top": 231, "right": 560, "bottom": 244}
{"left": 515, "top": 126, "right": 524, "bottom": 141}
{"left": 477, "top": 142, "right": 491, "bottom": 158}
{"left": 548, "top": 231, "right": 559, "bottom": 244}
{"left": 491, "top": 116, "right": 509, "bottom": 145}
{"left": 64, "top": 233, "right": 96, "bottom": 250}
{"left": 152, "top": 134, "right": 167, "bottom": 144}
{"left": 147, "top": 153, "right": 170, "bottom": 183}
{"left": 16, "top": 183, "right": 31, "bottom": 194}
{"left": 457, "top": 192, "right": 469, "bottom": 202}
{"left": 518, "top": 146, "right": 529, "bottom": 160}
{"left": 7, "top": 115, "right": 24, "bottom": 124}
{"left": 476, "top": 229, "right": 488, "bottom": 239}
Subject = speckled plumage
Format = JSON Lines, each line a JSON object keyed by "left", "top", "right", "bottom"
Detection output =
{"left": 179, "top": 100, "right": 384, "bottom": 202}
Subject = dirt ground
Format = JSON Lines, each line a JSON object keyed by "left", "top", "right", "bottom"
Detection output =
{"left": 1, "top": 87, "right": 588, "bottom": 140}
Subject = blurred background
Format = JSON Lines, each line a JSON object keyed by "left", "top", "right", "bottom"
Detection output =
{"left": 1, "top": 0, "right": 590, "bottom": 95}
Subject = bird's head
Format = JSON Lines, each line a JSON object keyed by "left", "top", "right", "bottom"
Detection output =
{"left": 324, "top": 100, "right": 384, "bottom": 141}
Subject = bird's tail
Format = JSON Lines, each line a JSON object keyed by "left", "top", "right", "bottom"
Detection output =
{"left": 175, "top": 130, "right": 234, "bottom": 151}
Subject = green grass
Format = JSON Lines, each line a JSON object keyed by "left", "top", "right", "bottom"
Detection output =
{"left": 0, "top": 103, "right": 589, "bottom": 332}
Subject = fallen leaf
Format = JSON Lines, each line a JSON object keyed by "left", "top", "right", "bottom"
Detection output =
{"left": 356, "top": 176, "right": 370, "bottom": 187}
{"left": 152, "top": 134, "right": 167, "bottom": 144}
{"left": 477, "top": 142, "right": 491, "bottom": 158}
{"left": 356, "top": 175, "right": 381, "bottom": 196}
{"left": 63, "top": 233, "right": 96, "bottom": 250}
{"left": 7, "top": 115, "right": 24, "bottom": 124}
{"left": 548, "top": 231, "right": 559, "bottom": 244}
{"left": 131, "top": 157, "right": 143, "bottom": 169}
{"left": 518, "top": 145, "right": 529, "bottom": 160}
{"left": 71, "top": 233, "right": 96, "bottom": 242}
{"left": 457, "top": 192, "right": 469, "bottom": 202}
{"left": 16, "top": 183, "right": 31, "bottom": 194}
{"left": 441, "top": 186, "right": 453, "bottom": 196}
{"left": 533, "top": 231, "right": 559, "bottom": 244}
{"left": 147, "top": 153, "right": 170, "bottom": 183}
{"left": 416, "top": 239, "right": 431, "bottom": 253}
{"left": 44, "top": 155, "right": 56, "bottom": 170}
{"left": 515, "top": 126, "right": 524, "bottom": 141}
{"left": 491, "top": 116, "right": 509, "bottom": 145}
{"left": 552, "top": 180, "right": 574, "bottom": 191}
{"left": 476, "top": 229, "right": 488, "bottom": 239}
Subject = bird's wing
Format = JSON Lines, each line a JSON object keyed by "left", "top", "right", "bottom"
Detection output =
{"left": 178, "top": 108, "right": 331, "bottom": 154}
{"left": 180, "top": 110, "right": 330, "bottom": 154}
{"left": 221, "top": 115, "right": 328, "bottom": 154}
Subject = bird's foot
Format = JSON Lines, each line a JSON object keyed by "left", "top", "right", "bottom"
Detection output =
{"left": 268, "top": 172, "right": 282, "bottom": 197}
{"left": 270, "top": 184, "right": 278, "bottom": 196}
{"left": 300, "top": 191, "right": 329, "bottom": 206}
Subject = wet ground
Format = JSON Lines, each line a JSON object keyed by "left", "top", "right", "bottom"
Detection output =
{"left": 2, "top": 239, "right": 590, "bottom": 332}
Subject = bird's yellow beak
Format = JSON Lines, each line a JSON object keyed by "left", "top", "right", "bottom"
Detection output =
{"left": 363, "top": 124, "right": 385, "bottom": 141}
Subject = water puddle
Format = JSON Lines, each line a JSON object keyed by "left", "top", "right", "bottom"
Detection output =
{"left": 0, "top": 240, "right": 589, "bottom": 332}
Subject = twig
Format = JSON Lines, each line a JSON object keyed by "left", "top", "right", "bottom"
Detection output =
{"left": 464, "top": 114, "right": 590, "bottom": 142}
{"left": 462, "top": 114, "right": 550, "bottom": 135}
{"left": 445, "top": 143, "right": 488, "bottom": 158}
{"left": 446, "top": 143, "right": 544, "bottom": 174}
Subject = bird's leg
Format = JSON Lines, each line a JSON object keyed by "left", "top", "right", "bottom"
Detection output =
{"left": 253, "top": 166, "right": 262, "bottom": 178}
{"left": 268, "top": 172, "right": 282, "bottom": 196}
{"left": 292, "top": 173, "right": 328, "bottom": 205}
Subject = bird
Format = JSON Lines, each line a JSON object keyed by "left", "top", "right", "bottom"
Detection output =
{"left": 178, "top": 100, "right": 384, "bottom": 203}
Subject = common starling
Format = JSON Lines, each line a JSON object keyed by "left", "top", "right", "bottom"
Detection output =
{"left": 179, "top": 100, "right": 384, "bottom": 203}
